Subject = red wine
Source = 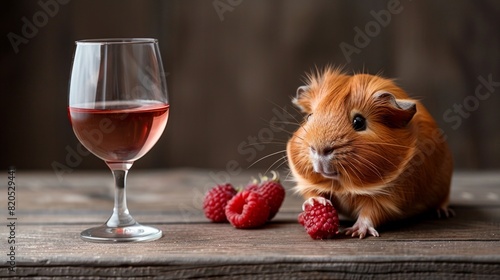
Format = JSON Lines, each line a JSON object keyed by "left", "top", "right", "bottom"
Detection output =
{"left": 69, "top": 100, "right": 169, "bottom": 162}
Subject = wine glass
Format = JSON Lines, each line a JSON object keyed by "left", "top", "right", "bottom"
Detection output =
{"left": 68, "top": 38, "right": 169, "bottom": 242}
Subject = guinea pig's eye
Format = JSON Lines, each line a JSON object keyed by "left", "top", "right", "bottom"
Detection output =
{"left": 352, "top": 114, "right": 366, "bottom": 131}
{"left": 306, "top": 113, "right": 313, "bottom": 121}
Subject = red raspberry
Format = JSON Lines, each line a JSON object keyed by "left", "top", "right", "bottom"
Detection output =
{"left": 203, "top": 183, "right": 237, "bottom": 223}
{"left": 225, "top": 190, "right": 270, "bottom": 229}
{"left": 299, "top": 197, "right": 339, "bottom": 240}
{"left": 257, "top": 177, "right": 285, "bottom": 220}
{"left": 298, "top": 211, "right": 306, "bottom": 226}
{"left": 244, "top": 178, "right": 259, "bottom": 192}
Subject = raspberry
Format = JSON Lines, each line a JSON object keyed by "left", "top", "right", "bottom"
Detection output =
{"left": 298, "top": 211, "right": 306, "bottom": 226}
{"left": 225, "top": 190, "right": 270, "bottom": 229}
{"left": 257, "top": 176, "right": 285, "bottom": 220}
{"left": 203, "top": 183, "right": 237, "bottom": 223}
{"left": 244, "top": 178, "right": 259, "bottom": 192}
{"left": 299, "top": 197, "right": 339, "bottom": 240}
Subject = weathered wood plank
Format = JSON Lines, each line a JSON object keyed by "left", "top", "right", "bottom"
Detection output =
{"left": 2, "top": 223, "right": 500, "bottom": 278}
{"left": 3, "top": 169, "right": 500, "bottom": 216}
{"left": 0, "top": 169, "right": 498, "bottom": 278}
{"left": 5, "top": 261, "right": 500, "bottom": 279}
{"left": 9, "top": 206, "right": 500, "bottom": 240}
{"left": 12, "top": 223, "right": 500, "bottom": 259}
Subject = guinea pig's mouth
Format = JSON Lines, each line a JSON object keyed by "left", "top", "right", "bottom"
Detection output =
{"left": 319, "top": 171, "right": 339, "bottom": 179}
{"left": 312, "top": 160, "right": 340, "bottom": 180}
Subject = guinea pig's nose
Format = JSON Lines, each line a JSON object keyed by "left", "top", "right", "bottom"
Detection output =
{"left": 310, "top": 146, "right": 335, "bottom": 156}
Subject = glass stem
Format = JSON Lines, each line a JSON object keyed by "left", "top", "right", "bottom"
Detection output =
{"left": 106, "top": 162, "right": 137, "bottom": 227}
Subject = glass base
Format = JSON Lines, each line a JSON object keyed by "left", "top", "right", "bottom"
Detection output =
{"left": 80, "top": 223, "right": 162, "bottom": 243}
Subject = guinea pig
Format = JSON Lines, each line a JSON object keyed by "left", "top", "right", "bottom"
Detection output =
{"left": 286, "top": 67, "right": 453, "bottom": 238}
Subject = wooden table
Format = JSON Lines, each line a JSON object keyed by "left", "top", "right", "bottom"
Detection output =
{"left": 1, "top": 169, "right": 499, "bottom": 279}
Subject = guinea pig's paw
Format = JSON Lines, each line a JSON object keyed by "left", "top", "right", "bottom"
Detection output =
{"left": 344, "top": 217, "right": 379, "bottom": 239}
{"left": 436, "top": 206, "right": 455, "bottom": 219}
{"left": 302, "top": 197, "right": 331, "bottom": 211}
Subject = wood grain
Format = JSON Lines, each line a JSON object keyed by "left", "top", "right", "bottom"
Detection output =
{"left": 0, "top": 169, "right": 499, "bottom": 278}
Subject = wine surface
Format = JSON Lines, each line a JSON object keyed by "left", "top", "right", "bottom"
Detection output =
{"left": 69, "top": 100, "right": 169, "bottom": 162}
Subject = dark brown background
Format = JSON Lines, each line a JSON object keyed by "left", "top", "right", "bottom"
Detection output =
{"left": 1, "top": 0, "right": 499, "bottom": 172}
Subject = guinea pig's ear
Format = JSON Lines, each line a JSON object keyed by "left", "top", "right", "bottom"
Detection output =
{"left": 292, "top": 85, "right": 312, "bottom": 113}
{"left": 374, "top": 92, "right": 417, "bottom": 128}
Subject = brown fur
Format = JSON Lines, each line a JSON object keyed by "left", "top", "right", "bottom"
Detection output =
{"left": 287, "top": 68, "right": 453, "bottom": 237}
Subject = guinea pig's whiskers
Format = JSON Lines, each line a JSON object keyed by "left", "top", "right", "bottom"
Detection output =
{"left": 350, "top": 143, "right": 402, "bottom": 170}
{"left": 248, "top": 150, "right": 286, "bottom": 167}
{"left": 344, "top": 156, "right": 392, "bottom": 196}
{"left": 265, "top": 154, "right": 289, "bottom": 174}
{"left": 284, "top": 170, "right": 296, "bottom": 183}
{"left": 353, "top": 158, "right": 382, "bottom": 182}
{"left": 363, "top": 147, "right": 400, "bottom": 170}
{"left": 349, "top": 154, "right": 384, "bottom": 182}
{"left": 286, "top": 133, "right": 309, "bottom": 147}
{"left": 294, "top": 138, "right": 309, "bottom": 147}
{"left": 249, "top": 148, "right": 292, "bottom": 189}
{"left": 362, "top": 142, "right": 411, "bottom": 149}
{"left": 265, "top": 98, "right": 304, "bottom": 125}
{"left": 271, "top": 120, "right": 302, "bottom": 127}
{"left": 338, "top": 161, "right": 355, "bottom": 187}
{"left": 267, "top": 122, "right": 300, "bottom": 137}
{"left": 244, "top": 140, "right": 290, "bottom": 147}
{"left": 346, "top": 160, "right": 372, "bottom": 190}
